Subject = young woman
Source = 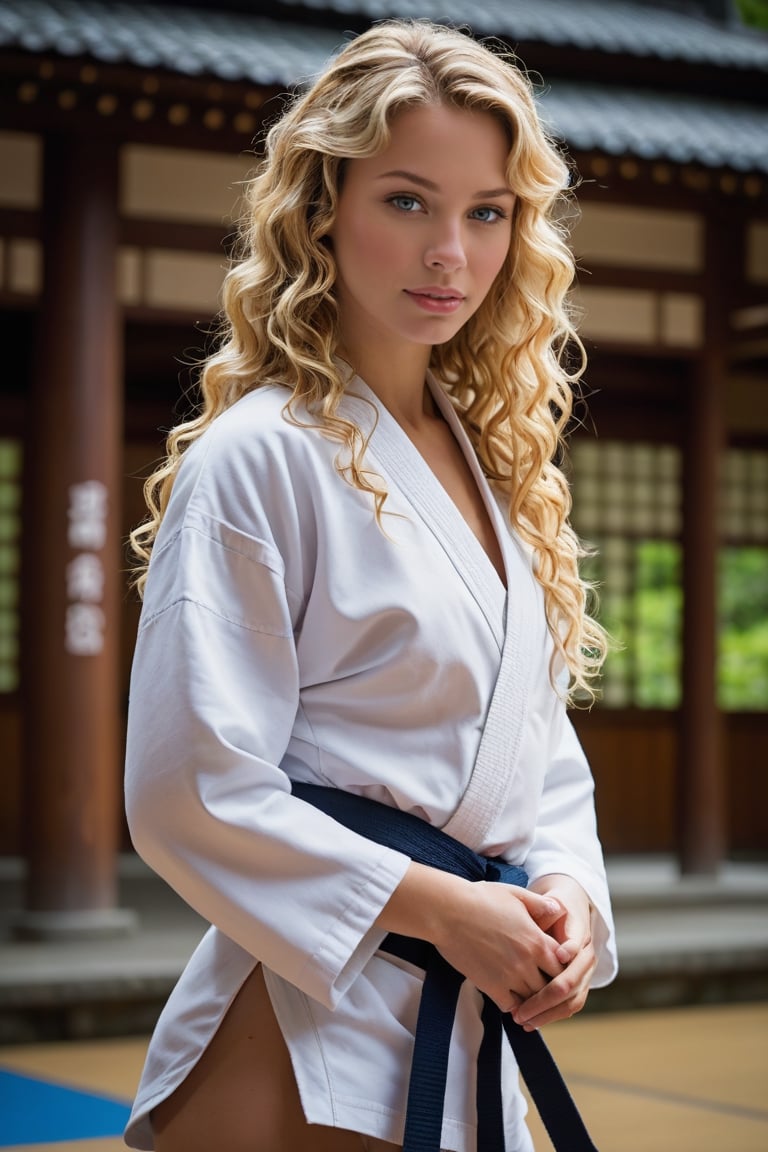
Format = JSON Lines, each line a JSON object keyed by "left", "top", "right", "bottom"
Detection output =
{"left": 124, "top": 18, "right": 617, "bottom": 1152}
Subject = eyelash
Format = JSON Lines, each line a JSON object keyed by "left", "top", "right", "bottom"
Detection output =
{"left": 386, "top": 194, "right": 507, "bottom": 223}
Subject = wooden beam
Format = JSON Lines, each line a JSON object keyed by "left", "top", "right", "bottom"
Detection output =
{"left": 677, "top": 206, "right": 733, "bottom": 875}
{"left": 0, "top": 49, "right": 277, "bottom": 155}
{"left": 17, "top": 132, "right": 134, "bottom": 938}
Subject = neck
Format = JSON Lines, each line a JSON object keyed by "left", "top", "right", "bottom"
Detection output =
{"left": 337, "top": 341, "right": 437, "bottom": 428}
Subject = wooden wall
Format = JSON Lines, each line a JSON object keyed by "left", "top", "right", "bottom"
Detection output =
{"left": 573, "top": 709, "right": 768, "bottom": 856}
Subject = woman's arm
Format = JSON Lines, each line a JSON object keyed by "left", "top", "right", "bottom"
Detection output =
{"left": 375, "top": 861, "right": 572, "bottom": 1011}
{"left": 125, "top": 510, "right": 412, "bottom": 1010}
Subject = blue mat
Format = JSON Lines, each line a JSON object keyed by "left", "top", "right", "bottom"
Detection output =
{"left": 0, "top": 1066, "right": 131, "bottom": 1146}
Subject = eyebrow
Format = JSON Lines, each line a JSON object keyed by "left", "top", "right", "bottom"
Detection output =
{"left": 377, "top": 169, "right": 514, "bottom": 199}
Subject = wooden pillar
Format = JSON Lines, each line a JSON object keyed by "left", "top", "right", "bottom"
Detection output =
{"left": 678, "top": 203, "right": 730, "bottom": 875}
{"left": 18, "top": 133, "right": 134, "bottom": 937}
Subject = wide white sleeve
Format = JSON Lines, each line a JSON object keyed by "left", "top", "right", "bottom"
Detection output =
{"left": 124, "top": 507, "right": 411, "bottom": 1010}
{"left": 522, "top": 704, "right": 618, "bottom": 987}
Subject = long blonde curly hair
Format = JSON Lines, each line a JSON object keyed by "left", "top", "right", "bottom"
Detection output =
{"left": 130, "top": 18, "right": 607, "bottom": 702}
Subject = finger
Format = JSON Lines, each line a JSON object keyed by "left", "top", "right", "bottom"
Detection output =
{"left": 513, "top": 951, "right": 595, "bottom": 1027}
{"left": 515, "top": 976, "right": 591, "bottom": 1031}
{"left": 555, "top": 940, "right": 577, "bottom": 964}
{"left": 514, "top": 994, "right": 587, "bottom": 1032}
{"left": 513, "top": 888, "right": 564, "bottom": 930}
{"left": 501, "top": 950, "right": 566, "bottom": 1004}
{"left": 497, "top": 990, "right": 522, "bottom": 1015}
{"left": 535, "top": 944, "right": 569, "bottom": 982}
{"left": 508, "top": 970, "right": 550, "bottom": 1001}
{"left": 491, "top": 980, "right": 543, "bottom": 1013}
{"left": 553, "top": 925, "right": 592, "bottom": 964}
{"left": 514, "top": 965, "right": 594, "bottom": 1030}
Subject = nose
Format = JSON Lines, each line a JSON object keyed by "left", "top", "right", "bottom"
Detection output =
{"left": 423, "top": 219, "right": 467, "bottom": 273}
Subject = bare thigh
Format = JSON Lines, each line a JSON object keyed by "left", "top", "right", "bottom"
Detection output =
{"left": 151, "top": 963, "right": 402, "bottom": 1152}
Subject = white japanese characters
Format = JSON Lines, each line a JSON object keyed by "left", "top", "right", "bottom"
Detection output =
{"left": 65, "top": 481, "right": 108, "bottom": 655}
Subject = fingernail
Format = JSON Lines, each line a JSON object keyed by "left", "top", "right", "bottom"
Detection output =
{"left": 545, "top": 899, "right": 559, "bottom": 914}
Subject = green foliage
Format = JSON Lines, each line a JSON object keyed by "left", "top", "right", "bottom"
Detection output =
{"left": 720, "top": 548, "right": 768, "bottom": 632}
{"left": 590, "top": 540, "right": 768, "bottom": 711}
{"left": 735, "top": 0, "right": 768, "bottom": 29}
{"left": 718, "top": 549, "right": 768, "bottom": 709}
{"left": 635, "top": 542, "right": 681, "bottom": 709}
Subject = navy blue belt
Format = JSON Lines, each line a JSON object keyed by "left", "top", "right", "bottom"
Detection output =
{"left": 291, "top": 782, "right": 598, "bottom": 1152}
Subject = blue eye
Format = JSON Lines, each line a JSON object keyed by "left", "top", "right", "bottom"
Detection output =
{"left": 389, "top": 194, "right": 422, "bottom": 212}
{"left": 471, "top": 206, "right": 506, "bottom": 223}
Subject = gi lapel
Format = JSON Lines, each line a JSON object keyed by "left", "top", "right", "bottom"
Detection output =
{"left": 340, "top": 371, "right": 507, "bottom": 654}
{"left": 441, "top": 524, "right": 538, "bottom": 850}
{"left": 339, "top": 368, "right": 541, "bottom": 852}
{"left": 429, "top": 383, "right": 541, "bottom": 852}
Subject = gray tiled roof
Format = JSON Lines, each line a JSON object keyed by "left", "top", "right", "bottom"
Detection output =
{"left": 1, "top": 0, "right": 766, "bottom": 173}
{"left": 282, "top": 0, "right": 768, "bottom": 72}
{"left": 540, "top": 82, "right": 768, "bottom": 173}
{"left": 0, "top": 0, "right": 342, "bottom": 84}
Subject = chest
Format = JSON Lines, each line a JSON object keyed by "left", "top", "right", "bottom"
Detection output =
{"left": 403, "top": 417, "right": 507, "bottom": 587}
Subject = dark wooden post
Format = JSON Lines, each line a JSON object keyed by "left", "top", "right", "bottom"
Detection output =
{"left": 18, "top": 132, "right": 134, "bottom": 936}
{"left": 678, "top": 201, "right": 730, "bottom": 875}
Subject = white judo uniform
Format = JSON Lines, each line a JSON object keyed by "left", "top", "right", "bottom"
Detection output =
{"left": 123, "top": 371, "right": 618, "bottom": 1152}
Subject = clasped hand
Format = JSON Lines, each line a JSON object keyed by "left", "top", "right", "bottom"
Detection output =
{"left": 431, "top": 873, "right": 596, "bottom": 1032}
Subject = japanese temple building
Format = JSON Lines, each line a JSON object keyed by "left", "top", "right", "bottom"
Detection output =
{"left": 0, "top": 0, "right": 766, "bottom": 937}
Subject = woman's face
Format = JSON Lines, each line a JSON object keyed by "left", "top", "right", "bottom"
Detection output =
{"left": 329, "top": 102, "right": 514, "bottom": 358}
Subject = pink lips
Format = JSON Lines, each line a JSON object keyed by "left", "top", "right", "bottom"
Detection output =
{"left": 405, "top": 287, "right": 465, "bottom": 314}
